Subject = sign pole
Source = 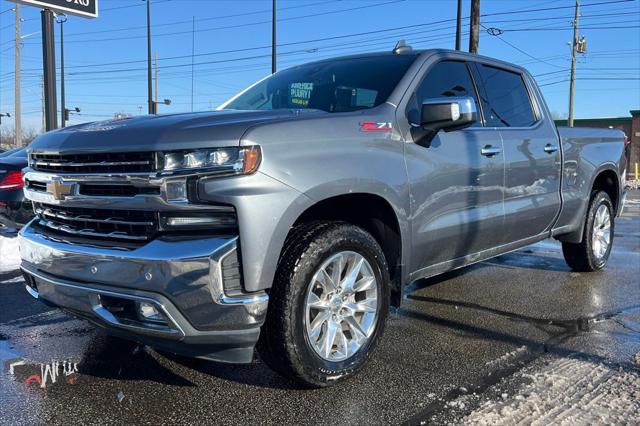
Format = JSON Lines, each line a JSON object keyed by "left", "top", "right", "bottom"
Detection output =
{"left": 41, "top": 8, "right": 57, "bottom": 130}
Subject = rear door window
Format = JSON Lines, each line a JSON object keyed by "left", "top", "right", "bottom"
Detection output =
{"left": 474, "top": 64, "right": 537, "bottom": 127}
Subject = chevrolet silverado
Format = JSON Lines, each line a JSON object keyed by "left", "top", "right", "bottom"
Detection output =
{"left": 19, "top": 44, "right": 627, "bottom": 387}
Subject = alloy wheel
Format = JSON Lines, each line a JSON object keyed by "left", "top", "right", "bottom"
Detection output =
{"left": 592, "top": 204, "right": 612, "bottom": 259}
{"left": 304, "top": 251, "right": 379, "bottom": 362}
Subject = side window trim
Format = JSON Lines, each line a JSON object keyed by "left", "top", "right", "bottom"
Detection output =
{"left": 466, "top": 62, "right": 487, "bottom": 127}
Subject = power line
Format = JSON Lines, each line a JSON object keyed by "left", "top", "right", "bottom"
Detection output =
{"left": 534, "top": 67, "right": 640, "bottom": 77}
{"left": 20, "top": 0, "right": 407, "bottom": 45}
{"left": 63, "top": 0, "right": 340, "bottom": 37}
{"left": 15, "top": 6, "right": 635, "bottom": 74}
{"left": 102, "top": 0, "right": 173, "bottom": 12}
{"left": 480, "top": 0, "right": 634, "bottom": 17}
{"left": 9, "top": 18, "right": 460, "bottom": 74}
{"left": 483, "top": 25, "right": 567, "bottom": 68}
{"left": 2, "top": 0, "right": 175, "bottom": 26}
{"left": 2, "top": 29, "right": 460, "bottom": 86}
{"left": 483, "top": 9, "right": 640, "bottom": 25}
{"left": 539, "top": 77, "right": 640, "bottom": 87}
{"left": 501, "top": 24, "right": 640, "bottom": 31}
{"left": 59, "top": 28, "right": 462, "bottom": 77}
{"left": 16, "top": 0, "right": 636, "bottom": 47}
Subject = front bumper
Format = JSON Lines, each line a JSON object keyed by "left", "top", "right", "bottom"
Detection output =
{"left": 19, "top": 223, "right": 268, "bottom": 363}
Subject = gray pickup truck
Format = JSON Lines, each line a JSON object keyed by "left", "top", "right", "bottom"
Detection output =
{"left": 19, "top": 44, "right": 627, "bottom": 387}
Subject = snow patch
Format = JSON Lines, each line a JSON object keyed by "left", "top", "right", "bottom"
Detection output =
{"left": 485, "top": 346, "right": 528, "bottom": 367}
{"left": 0, "top": 235, "right": 21, "bottom": 275}
{"left": 462, "top": 356, "right": 640, "bottom": 425}
{"left": 634, "top": 353, "right": 640, "bottom": 366}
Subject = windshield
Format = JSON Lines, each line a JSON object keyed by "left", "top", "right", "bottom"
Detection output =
{"left": 221, "top": 55, "right": 417, "bottom": 113}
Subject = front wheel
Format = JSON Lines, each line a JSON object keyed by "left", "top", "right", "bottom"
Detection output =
{"left": 562, "top": 191, "right": 614, "bottom": 272}
{"left": 258, "top": 222, "right": 390, "bottom": 387}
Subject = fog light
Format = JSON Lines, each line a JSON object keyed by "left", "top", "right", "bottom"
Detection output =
{"left": 137, "top": 302, "right": 165, "bottom": 323}
{"left": 164, "top": 179, "right": 188, "bottom": 202}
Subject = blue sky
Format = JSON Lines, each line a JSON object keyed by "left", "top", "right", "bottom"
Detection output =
{"left": 0, "top": 0, "right": 639, "bottom": 131}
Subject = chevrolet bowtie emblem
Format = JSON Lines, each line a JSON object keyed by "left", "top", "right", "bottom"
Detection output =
{"left": 46, "top": 178, "right": 75, "bottom": 201}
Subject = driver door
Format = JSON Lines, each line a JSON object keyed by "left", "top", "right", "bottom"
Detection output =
{"left": 403, "top": 60, "right": 505, "bottom": 273}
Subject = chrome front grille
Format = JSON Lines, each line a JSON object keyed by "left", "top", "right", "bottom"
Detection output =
{"left": 31, "top": 152, "right": 156, "bottom": 174}
{"left": 34, "top": 203, "right": 157, "bottom": 242}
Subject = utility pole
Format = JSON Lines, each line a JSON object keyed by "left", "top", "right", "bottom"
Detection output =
{"left": 154, "top": 52, "right": 158, "bottom": 113}
{"left": 146, "top": 0, "right": 153, "bottom": 114}
{"left": 568, "top": 0, "right": 580, "bottom": 127}
{"left": 191, "top": 16, "right": 195, "bottom": 112}
{"left": 469, "top": 0, "right": 480, "bottom": 54}
{"left": 455, "top": 0, "right": 462, "bottom": 51}
{"left": 57, "top": 15, "right": 67, "bottom": 127}
{"left": 41, "top": 75, "right": 45, "bottom": 133}
{"left": 15, "top": 4, "right": 21, "bottom": 146}
{"left": 271, "top": 0, "right": 276, "bottom": 74}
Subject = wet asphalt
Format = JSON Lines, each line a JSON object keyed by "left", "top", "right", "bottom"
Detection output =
{"left": 1, "top": 192, "right": 639, "bottom": 425}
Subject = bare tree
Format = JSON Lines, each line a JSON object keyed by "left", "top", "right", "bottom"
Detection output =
{"left": 1, "top": 127, "right": 41, "bottom": 150}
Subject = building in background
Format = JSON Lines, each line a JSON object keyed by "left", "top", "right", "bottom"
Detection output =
{"left": 556, "top": 110, "right": 640, "bottom": 180}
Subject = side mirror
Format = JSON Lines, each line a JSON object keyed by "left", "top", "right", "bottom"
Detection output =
{"left": 412, "top": 97, "right": 478, "bottom": 147}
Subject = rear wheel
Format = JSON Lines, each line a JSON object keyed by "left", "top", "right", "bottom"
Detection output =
{"left": 562, "top": 191, "right": 614, "bottom": 272}
{"left": 258, "top": 222, "right": 390, "bottom": 387}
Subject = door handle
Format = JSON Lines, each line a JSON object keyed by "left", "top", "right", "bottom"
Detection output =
{"left": 481, "top": 145, "right": 502, "bottom": 157}
{"left": 544, "top": 144, "right": 559, "bottom": 154}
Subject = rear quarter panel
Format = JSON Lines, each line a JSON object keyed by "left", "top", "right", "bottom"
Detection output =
{"left": 553, "top": 126, "right": 626, "bottom": 241}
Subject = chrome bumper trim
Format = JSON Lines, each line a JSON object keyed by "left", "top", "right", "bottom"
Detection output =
{"left": 209, "top": 239, "right": 269, "bottom": 306}
{"left": 22, "top": 266, "right": 185, "bottom": 339}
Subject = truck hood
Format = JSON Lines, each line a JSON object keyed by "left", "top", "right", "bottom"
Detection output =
{"left": 29, "top": 109, "right": 324, "bottom": 154}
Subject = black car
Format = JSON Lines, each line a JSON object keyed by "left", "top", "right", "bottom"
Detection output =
{"left": 0, "top": 147, "right": 19, "bottom": 158}
{"left": 0, "top": 147, "right": 31, "bottom": 229}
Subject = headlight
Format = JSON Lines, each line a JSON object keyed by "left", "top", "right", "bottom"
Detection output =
{"left": 159, "top": 146, "right": 261, "bottom": 176}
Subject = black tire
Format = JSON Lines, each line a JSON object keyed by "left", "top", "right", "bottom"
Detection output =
{"left": 258, "top": 221, "right": 390, "bottom": 388}
{"left": 562, "top": 191, "right": 614, "bottom": 272}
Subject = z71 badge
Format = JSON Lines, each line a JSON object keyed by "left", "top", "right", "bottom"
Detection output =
{"left": 359, "top": 122, "right": 393, "bottom": 132}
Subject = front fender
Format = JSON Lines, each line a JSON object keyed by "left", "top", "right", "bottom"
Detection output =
{"left": 198, "top": 171, "right": 314, "bottom": 293}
